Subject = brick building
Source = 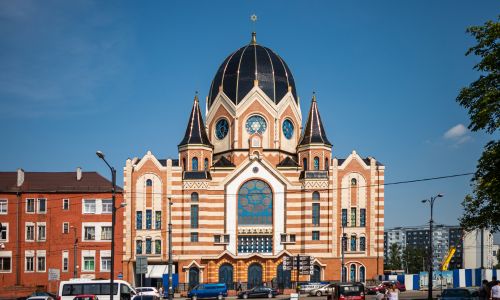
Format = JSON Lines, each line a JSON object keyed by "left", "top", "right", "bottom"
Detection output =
{"left": 0, "top": 169, "right": 124, "bottom": 297}
{"left": 122, "top": 32, "right": 385, "bottom": 289}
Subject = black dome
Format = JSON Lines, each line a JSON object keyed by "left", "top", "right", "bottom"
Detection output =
{"left": 208, "top": 33, "right": 298, "bottom": 109}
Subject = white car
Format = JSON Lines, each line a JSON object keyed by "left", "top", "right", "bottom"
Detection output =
{"left": 27, "top": 297, "right": 54, "bottom": 300}
{"left": 136, "top": 287, "right": 160, "bottom": 298}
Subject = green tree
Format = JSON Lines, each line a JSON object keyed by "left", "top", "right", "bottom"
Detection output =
{"left": 402, "top": 246, "right": 427, "bottom": 274}
{"left": 385, "top": 243, "right": 403, "bottom": 270}
{"left": 457, "top": 17, "right": 500, "bottom": 232}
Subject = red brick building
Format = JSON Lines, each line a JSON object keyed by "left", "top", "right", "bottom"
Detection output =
{"left": 0, "top": 169, "right": 124, "bottom": 297}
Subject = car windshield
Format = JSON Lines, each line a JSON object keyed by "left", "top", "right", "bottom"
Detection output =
{"left": 442, "top": 290, "right": 470, "bottom": 297}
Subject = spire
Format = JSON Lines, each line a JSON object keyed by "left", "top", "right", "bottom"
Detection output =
{"left": 250, "top": 32, "right": 257, "bottom": 45}
{"left": 178, "top": 92, "right": 213, "bottom": 148}
{"left": 298, "top": 93, "right": 332, "bottom": 147}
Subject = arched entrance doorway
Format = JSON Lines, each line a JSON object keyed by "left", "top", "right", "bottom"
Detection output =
{"left": 311, "top": 265, "right": 321, "bottom": 282}
{"left": 219, "top": 263, "right": 234, "bottom": 289}
{"left": 247, "top": 263, "right": 262, "bottom": 289}
{"left": 189, "top": 267, "right": 200, "bottom": 289}
{"left": 276, "top": 263, "right": 291, "bottom": 289}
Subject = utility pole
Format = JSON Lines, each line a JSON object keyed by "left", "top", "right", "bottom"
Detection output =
{"left": 168, "top": 199, "right": 174, "bottom": 300}
{"left": 72, "top": 226, "right": 78, "bottom": 278}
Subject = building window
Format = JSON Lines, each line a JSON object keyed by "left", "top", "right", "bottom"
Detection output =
{"left": 204, "top": 158, "right": 209, "bottom": 171}
{"left": 0, "top": 199, "right": 7, "bottom": 214}
{"left": 191, "top": 205, "right": 199, "bottom": 229}
{"left": 312, "top": 191, "right": 320, "bottom": 201}
{"left": 63, "top": 199, "right": 69, "bottom": 210}
{"left": 303, "top": 158, "right": 308, "bottom": 170}
{"left": 290, "top": 234, "right": 296, "bottom": 242}
{"left": 83, "top": 256, "right": 94, "bottom": 271}
{"left": 63, "top": 222, "right": 69, "bottom": 234}
{"left": 84, "top": 227, "right": 95, "bottom": 240}
{"left": 0, "top": 256, "right": 11, "bottom": 272}
{"left": 155, "top": 211, "right": 161, "bottom": 229}
{"left": 136, "top": 240, "right": 143, "bottom": 254}
{"left": 101, "top": 257, "right": 111, "bottom": 272}
{"left": 313, "top": 157, "right": 320, "bottom": 170}
{"left": 26, "top": 225, "right": 34, "bottom": 241}
{"left": 146, "top": 210, "right": 152, "bottom": 229}
{"left": 280, "top": 234, "right": 287, "bottom": 243}
{"left": 359, "top": 266, "right": 365, "bottom": 282}
{"left": 37, "top": 224, "right": 46, "bottom": 241}
{"left": 360, "top": 209, "right": 366, "bottom": 227}
{"left": 155, "top": 240, "right": 161, "bottom": 254}
{"left": 102, "top": 200, "right": 112, "bottom": 214}
{"left": 312, "top": 203, "right": 320, "bottom": 226}
{"left": 191, "top": 192, "right": 199, "bottom": 202}
{"left": 351, "top": 235, "right": 357, "bottom": 251}
{"left": 351, "top": 208, "right": 356, "bottom": 227}
{"left": 342, "top": 209, "right": 347, "bottom": 227}
{"left": 145, "top": 238, "right": 152, "bottom": 254}
{"left": 182, "top": 158, "right": 186, "bottom": 171}
{"left": 37, "top": 256, "right": 46, "bottom": 272}
{"left": 146, "top": 179, "right": 153, "bottom": 187}
{"left": 136, "top": 211, "right": 143, "bottom": 230}
{"left": 63, "top": 255, "right": 69, "bottom": 272}
{"left": 83, "top": 200, "right": 96, "bottom": 214}
{"left": 101, "top": 226, "right": 112, "bottom": 240}
{"left": 26, "top": 198, "right": 35, "bottom": 213}
{"left": 325, "top": 158, "right": 329, "bottom": 170}
{"left": 350, "top": 264, "right": 356, "bottom": 282}
{"left": 25, "top": 256, "right": 34, "bottom": 272}
{"left": 360, "top": 237, "right": 366, "bottom": 251}
{"left": 191, "top": 232, "right": 199, "bottom": 242}
{"left": 37, "top": 198, "right": 47, "bottom": 213}
{"left": 192, "top": 157, "right": 198, "bottom": 171}
{"left": 312, "top": 231, "right": 320, "bottom": 241}
{"left": 351, "top": 178, "right": 357, "bottom": 186}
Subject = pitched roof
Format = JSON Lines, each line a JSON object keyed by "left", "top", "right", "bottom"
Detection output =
{"left": 213, "top": 156, "right": 235, "bottom": 168}
{"left": 277, "top": 156, "right": 299, "bottom": 167}
{"left": 178, "top": 94, "right": 213, "bottom": 148}
{"left": 298, "top": 94, "right": 332, "bottom": 147}
{"left": 0, "top": 171, "right": 122, "bottom": 193}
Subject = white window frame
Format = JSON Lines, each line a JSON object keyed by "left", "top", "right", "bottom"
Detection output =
{"left": 63, "top": 198, "right": 70, "bottom": 210}
{"left": 37, "top": 223, "right": 46, "bottom": 241}
{"left": 0, "top": 254, "right": 12, "bottom": 273}
{"left": 101, "top": 226, "right": 112, "bottom": 240}
{"left": 83, "top": 199, "right": 96, "bottom": 214}
{"left": 101, "top": 199, "right": 112, "bottom": 214}
{"left": 62, "top": 251, "right": 69, "bottom": 272}
{"left": 36, "top": 251, "right": 46, "bottom": 272}
{"left": 100, "top": 256, "right": 111, "bottom": 272}
{"left": 0, "top": 223, "right": 8, "bottom": 241}
{"left": 26, "top": 198, "right": 35, "bottom": 213}
{"left": 25, "top": 223, "right": 35, "bottom": 241}
{"left": 25, "top": 252, "right": 34, "bottom": 272}
{"left": 83, "top": 256, "right": 95, "bottom": 272}
{"left": 37, "top": 198, "right": 47, "bottom": 214}
{"left": 63, "top": 222, "right": 69, "bottom": 234}
{"left": 84, "top": 226, "right": 96, "bottom": 241}
{"left": 0, "top": 199, "right": 7, "bottom": 214}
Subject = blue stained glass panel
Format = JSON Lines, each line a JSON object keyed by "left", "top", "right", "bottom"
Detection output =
{"left": 216, "top": 119, "right": 229, "bottom": 140}
{"left": 146, "top": 210, "right": 152, "bottom": 229}
{"left": 282, "top": 119, "right": 294, "bottom": 139}
{"left": 245, "top": 115, "right": 267, "bottom": 135}
{"left": 238, "top": 180, "right": 272, "bottom": 225}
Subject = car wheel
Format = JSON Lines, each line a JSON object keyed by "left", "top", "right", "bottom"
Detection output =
{"left": 192, "top": 296, "right": 197, "bottom": 300}
{"left": 218, "top": 295, "right": 223, "bottom": 300}
{"left": 316, "top": 291, "right": 322, "bottom": 297}
{"left": 243, "top": 294, "right": 248, "bottom": 299}
{"left": 268, "top": 293, "right": 272, "bottom": 298}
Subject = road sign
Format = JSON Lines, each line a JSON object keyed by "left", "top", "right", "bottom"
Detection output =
{"left": 136, "top": 256, "right": 148, "bottom": 274}
{"left": 118, "top": 272, "right": 123, "bottom": 279}
{"left": 48, "top": 268, "right": 60, "bottom": 281}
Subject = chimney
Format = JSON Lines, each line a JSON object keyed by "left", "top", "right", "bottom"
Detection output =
{"left": 76, "top": 167, "right": 82, "bottom": 181}
{"left": 17, "top": 168, "right": 25, "bottom": 187}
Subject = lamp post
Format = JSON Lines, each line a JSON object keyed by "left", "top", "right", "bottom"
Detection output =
{"left": 422, "top": 193, "right": 443, "bottom": 300}
{"left": 96, "top": 151, "right": 116, "bottom": 300}
{"left": 168, "top": 198, "right": 173, "bottom": 300}
{"left": 71, "top": 226, "right": 78, "bottom": 278}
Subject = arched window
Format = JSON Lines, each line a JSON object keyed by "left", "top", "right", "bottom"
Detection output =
{"left": 359, "top": 266, "right": 365, "bottom": 283}
{"left": 351, "top": 235, "right": 357, "bottom": 251}
{"left": 238, "top": 180, "right": 272, "bottom": 226}
{"left": 312, "top": 191, "right": 320, "bottom": 201}
{"left": 247, "top": 263, "right": 263, "bottom": 289}
{"left": 303, "top": 158, "right": 308, "bottom": 170}
{"left": 146, "top": 179, "right": 152, "bottom": 187}
{"left": 192, "top": 157, "right": 198, "bottom": 171}
{"left": 182, "top": 158, "right": 186, "bottom": 171}
{"left": 360, "top": 236, "right": 366, "bottom": 251}
{"left": 350, "top": 264, "right": 356, "bottom": 282}
{"left": 218, "top": 263, "right": 234, "bottom": 288}
{"left": 204, "top": 158, "right": 209, "bottom": 171}
{"left": 313, "top": 157, "right": 320, "bottom": 170}
{"left": 325, "top": 158, "right": 329, "bottom": 170}
{"left": 351, "top": 178, "right": 357, "bottom": 186}
{"left": 277, "top": 263, "right": 292, "bottom": 289}
{"left": 191, "top": 192, "right": 199, "bottom": 202}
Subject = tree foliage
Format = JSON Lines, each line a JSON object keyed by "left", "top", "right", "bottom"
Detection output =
{"left": 403, "top": 246, "right": 427, "bottom": 274}
{"left": 457, "top": 17, "right": 500, "bottom": 233}
{"left": 385, "top": 243, "right": 403, "bottom": 270}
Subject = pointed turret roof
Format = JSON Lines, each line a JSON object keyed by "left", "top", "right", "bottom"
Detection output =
{"left": 178, "top": 93, "right": 213, "bottom": 148}
{"left": 298, "top": 93, "right": 332, "bottom": 147}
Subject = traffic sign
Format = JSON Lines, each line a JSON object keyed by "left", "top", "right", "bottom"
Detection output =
{"left": 136, "top": 256, "right": 148, "bottom": 274}
{"left": 48, "top": 268, "right": 60, "bottom": 281}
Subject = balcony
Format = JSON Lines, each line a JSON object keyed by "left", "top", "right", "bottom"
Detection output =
{"left": 300, "top": 171, "right": 328, "bottom": 180}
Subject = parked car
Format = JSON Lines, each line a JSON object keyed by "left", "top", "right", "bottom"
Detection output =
{"left": 27, "top": 297, "right": 54, "bottom": 300}
{"left": 309, "top": 283, "right": 336, "bottom": 297}
{"left": 367, "top": 281, "right": 405, "bottom": 294}
{"left": 437, "top": 288, "right": 478, "bottom": 300}
{"left": 136, "top": 288, "right": 160, "bottom": 298}
{"left": 187, "top": 283, "right": 228, "bottom": 300}
{"left": 299, "top": 283, "right": 326, "bottom": 294}
{"left": 132, "top": 296, "right": 160, "bottom": 300}
{"left": 326, "top": 282, "right": 365, "bottom": 300}
{"left": 237, "top": 287, "right": 279, "bottom": 299}
{"left": 73, "top": 295, "right": 99, "bottom": 300}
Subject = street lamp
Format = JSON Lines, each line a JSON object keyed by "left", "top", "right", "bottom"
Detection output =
{"left": 421, "top": 193, "right": 444, "bottom": 300}
{"left": 70, "top": 226, "right": 78, "bottom": 278}
{"left": 168, "top": 199, "right": 174, "bottom": 300}
{"left": 96, "top": 151, "right": 117, "bottom": 300}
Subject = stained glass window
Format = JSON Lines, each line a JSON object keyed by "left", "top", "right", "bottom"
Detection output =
{"left": 351, "top": 235, "right": 356, "bottom": 251}
{"left": 145, "top": 238, "right": 152, "bottom": 254}
{"left": 350, "top": 264, "right": 356, "bottom": 282}
{"left": 282, "top": 119, "right": 294, "bottom": 139}
{"left": 360, "top": 209, "right": 366, "bottom": 227}
{"left": 314, "top": 157, "right": 320, "bottom": 170}
{"left": 192, "top": 157, "right": 198, "bottom": 171}
{"left": 303, "top": 158, "right": 308, "bottom": 170}
{"left": 351, "top": 208, "right": 356, "bottom": 227}
{"left": 136, "top": 211, "right": 142, "bottom": 230}
{"left": 238, "top": 179, "right": 272, "bottom": 225}
{"left": 359, "top": 266, "right": 365, "bottom": 282}
{"left": 155, "top": 240, "right": 161, "bottom": 254}
{"left": 155, "top": 211, "right": 161, "bottom": 229}
{"left": 146, "top": 210, "right": 152, "bottom": 229}
{"left": 245, "top": 115, "right": 267, "bottom": 135}
{"left": 136, "top": 240, "right": 142, "bottom": 254}
{"left": 191, "top": 205, "right": 199, "bottom": 228}
{"left": 216, "top": 119, "right": 229, "bottom": 140}
{"left": 360, "top": 236, "right": 366, "bottom": 251}
{"left": 312, "top": 203, "right": 320, "bottom": 226}
{"left": 342, "top": 209, "right": 347, "bottom": 227}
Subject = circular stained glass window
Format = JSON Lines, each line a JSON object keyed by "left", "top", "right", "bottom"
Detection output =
{"left": 215, "top": 119, "right": 229, "bottom": 140}
{"left": 238, "top": 179, "right": 272, "bottom": 225}
{"left": 282, "top": 119, "right": 294, "bottom": 139}
{"left": 245, "top": 115, "right": 267, "bottom": 135}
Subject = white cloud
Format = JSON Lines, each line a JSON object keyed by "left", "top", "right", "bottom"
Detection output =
{"left": 444, "top": 124, "right": 468, "bottom": 139}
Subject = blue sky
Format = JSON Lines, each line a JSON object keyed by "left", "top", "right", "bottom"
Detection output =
{"left": 1, "top": 1, "right": 498, "bottom": 230}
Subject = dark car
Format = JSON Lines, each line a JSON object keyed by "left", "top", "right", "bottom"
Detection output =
{"left": 438, "top": 288, "right": 478, "bottom": 300}
{"left": 237, "top": 287, "right": 279, "bottom": 299}
{"left": 367, "top": 281, "right": 405, "bottom": 294}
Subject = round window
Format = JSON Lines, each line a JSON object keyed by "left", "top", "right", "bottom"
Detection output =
{"left": 282, "top": 119, "right": 294, "bottom": 139}
{"left": 245, "top": 115, "right": 267, "bottom": 135}
{"left": 215, "top": 119, "right": 229, "bottom": 140}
